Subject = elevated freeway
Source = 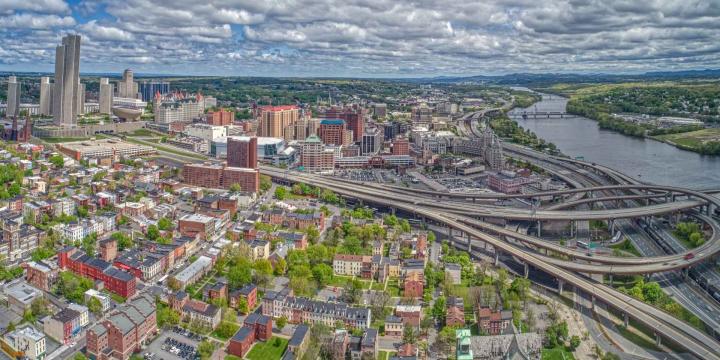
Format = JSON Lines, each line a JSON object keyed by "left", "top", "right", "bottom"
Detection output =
{"left": 259, "top": 166, "right": 720, "bottom": 360}
{"left": 262, "top": 166, "right": 720, "bottom": 273}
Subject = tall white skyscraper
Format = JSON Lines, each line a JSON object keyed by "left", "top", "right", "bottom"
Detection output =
{"left": 53, "top": 34, "right": 81, "bottom": 126}
{"left": 117, "top": 69, "right": 138, "bottom": 99}
{"left": 77, "top": 81, "right": 85, "bottom": 116}
{"left": 99, "top": 78, "right": 113, "bottom": 114}
{"left": 6, "top": 76, "right": 20, "bottom": 117}
{"left": 39, "top": 76, "right": 52, "bottom": 116}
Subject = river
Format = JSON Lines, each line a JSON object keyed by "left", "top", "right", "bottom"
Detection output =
{"left": 509, "top": 93, "right": 720, "bottom": 189}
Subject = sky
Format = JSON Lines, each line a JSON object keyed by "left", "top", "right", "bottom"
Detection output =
{"left": 0, "top": 0, "right": 719, "bottom": 77}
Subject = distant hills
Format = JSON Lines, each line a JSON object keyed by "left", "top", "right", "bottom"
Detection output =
{"left": 413, "top": 69, "right": 720, "bottom": 85}
{"left": 1, "top": 68, "right": 719, "bottom": 85}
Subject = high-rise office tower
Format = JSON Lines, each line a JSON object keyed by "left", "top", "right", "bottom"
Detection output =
{"left": 39, "top": 76, "right": 52, "bottom": 116}
{"left": 6, "top": 76, "right": 20, "bottom": 117}
{"left": 99, "top": 78, "right": 113, "bottom": 114}
{"left": 227, "top": 137, "right": 258, "bottom": 169}
{"left": 139, "top": 81, "right": 169, "bottom": 102}
{"left": 117, "top": 69, "right": 138, "bottom": 99}
{"left": 53, "top": 34, "right": 81, "bottom": 126}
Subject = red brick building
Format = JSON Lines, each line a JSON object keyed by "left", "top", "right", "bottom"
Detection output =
{"left": 446, "top": 297, "right": 465, "bottom": 327}
{"left": 86, "top": 294, "right": 157, "bottom": 360}
{"left": 99, "top": 238, "right": 118, "bottom": 262}
{"left": 319, "top": 106, "right": 366, "bottom": 142}
{"left": 182, "top": 163, "right": 259, "bottom": 193}
{"left": 226, "top": 313, "right": 273, "bottom": 358}
{"left": 477, "top": 307, "right": 512, "bottom": 335}
{"left": 58, "top": 247, "right": 136, "bottom": 298}
{"left": 227, "top": 136, "right": 258, "bottom": 169}
{"left": 24, "top": 260, "right": 58, "bottom": 291}
{"left": 392, "top": 137, "right": 409, "bottom": 156}
{"left": 230, "top": 284, "right": 257, "bottom": 313}
{"left": 402, "top": 272, "right": 424, "bottom": 298}
{"left": 207, "top": 110, "right": 234, "bottom": 126}
{"left": 318, "top": 119, "right": 352, "bottom": 145}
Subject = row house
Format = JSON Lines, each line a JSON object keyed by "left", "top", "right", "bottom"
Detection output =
{"left": 262, "top": 291, "right": 371, "bottom": 329}
{"left": 247, "top": 239, "right": 270, "bottom": 260}
{"left": 477, "top": 307, "right": 512, "bottom": 335}
{"left": 331, "top": 328, "right": 378, "bottom": 360}
{"left": 58, "top": 247, "right": 137, "bottom": 298}
{"left": 272, "top": 231, "right": 308, "bottom": 250}
{"left": 169, "top": 292, "right": 221, "bottom": 330}
{"left": 52, "top": 198, "right": 76, "bottom": 217}
{"left": 86, "top": 294, "right": 157, "bottom": 360}
{"left": 43, "top": 307, "right": 82, "bottom": 345}
{"left": 60, "top": 215, "right": 116, "bottom": 243}
{"left": 395, "top": 305, "right": 422, "bottom": 327}
{"left": 24, "top": 261, "right": 59, "bottom": 292}
{"left": 22, "top": 201, "right": 53, "bottom": 223}
{"left": 113, "top": 249, "right": 164, "bottom": 281}
{"left": 333, "top": 254, "right": 372, "bottom": 277}
{"left": 446, "top": 296, "right": 465, "bottom": 327}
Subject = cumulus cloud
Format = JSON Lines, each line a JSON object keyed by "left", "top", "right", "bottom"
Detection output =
{"left": 0, "top": 0, "right": 719, "bottom": 76}
{"left": 0, "top": 13, "right": 75, "bottom": 28}
{"left": 0, "top": 0, "right": 70, "bottom": 14}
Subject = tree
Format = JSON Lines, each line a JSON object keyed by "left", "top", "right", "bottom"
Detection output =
{"left": 111, "top": 232, "right": 133, "bottom": 251}
{"left": 146, "top": 225, "right": 160, "bottom": 241}
{"left": 228, "top": 262, "right": 252, "bottom": 289}
{"left": 73, "top": 353, "right": 88, "bottom": 360}
{"left": 276, "top": 315, "right": 288, "bottom": 330}
{"left": 167, "top": 277, "right": 181, "bottom": 292}
{"left": 87, "top": 297, "right": 103, "bottom": 317}
{"left": 569, "top": 335, "right": 581, "bottom": 351}
{"left": 428, "top": 231, "right": 436, "bottom": 242}
{"left": 345, "top": 279, "right": 364, "bottom": 304}
{"left": 642, "top": 281, "right": 663, "bottom": 304}
{"left": 403, "top": 326, "right": 418, "bottom": 345}
{"left": 254, "top": 259, "right": 274, "bottom": 289}
{"left": 82, "top": 233, "right": 97, "bottom": 256}
{"left": 312, "top": 263, "right": 334, "bottom": 286}
{"left": 157, "top": 217, "right": 173, "bottom": 231}
{"left": 274, "top": 186, "right": 287, "bottom": 200}
{"left": 432, "top": 296, "right": 446, "bottom": 322}
{"left": 49, "top": 155, "right": 64, "bottom": 168}
{"left": 197, "top": 340, "right": 215, "bottom": 360}
{"left": 237, "top": 297, "right": 249, "bottom": 314}
{"left": 229, "top": 183, "right": 242, "bottom": 193}
{"left": 435, "top": 326, "right": 457, "bottom": 356}
{"left": 274, "top": 258, "right": 287, "bottom": 275}
{"left": 215, "top": 322, "right": 238, "bottom": 339}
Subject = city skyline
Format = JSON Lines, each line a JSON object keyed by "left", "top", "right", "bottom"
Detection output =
{"left": 0, "top": 1, "right": 718, "bottom": 77}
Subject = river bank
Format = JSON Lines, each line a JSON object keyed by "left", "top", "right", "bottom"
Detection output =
{"left": 509, "top": 93, "right": 720, "bottom": 188}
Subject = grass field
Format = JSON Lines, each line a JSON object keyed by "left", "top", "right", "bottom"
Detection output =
{"left": 653, "top": 128, "right": 720, "bottom": 149}
{"left": 245, "top": 337, "right": 288, "bottom": 360}
{"left": 541, "top": 347, "right": 576, "bottom": 360}
{"left": 609, "top": 239, "right": 641, "bottom": 257}
{"left": 616, "top": 325, "right": 663, "bottom": 352}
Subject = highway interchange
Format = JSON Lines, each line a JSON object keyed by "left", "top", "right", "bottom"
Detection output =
{"left": 254, "top": 114, "right": 720, "bottom": 359}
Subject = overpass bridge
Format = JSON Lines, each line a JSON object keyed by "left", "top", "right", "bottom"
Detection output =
{"left": 259, "top": 166, "right": 720, "bottom": 359}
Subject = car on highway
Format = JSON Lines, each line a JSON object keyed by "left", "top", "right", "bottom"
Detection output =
{"left": 684, "top": 253, "right": 695, "bottom": 260}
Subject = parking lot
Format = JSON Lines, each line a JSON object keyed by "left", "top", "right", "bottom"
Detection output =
{"left": 145, "top": 327, "right": 202, "bottom": 360}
